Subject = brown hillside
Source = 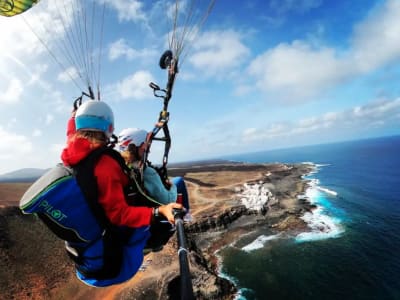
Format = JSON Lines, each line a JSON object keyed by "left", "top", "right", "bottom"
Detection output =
{"left": 0, "top": 162, "right": 313, "bottom": 299}
{"left": 0, "top": 207, "right": 73, "bottom": 300}
{"left": 0, "top": 183, "right": 32, "bottom": 207}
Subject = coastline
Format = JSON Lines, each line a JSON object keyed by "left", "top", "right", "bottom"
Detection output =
{"left": 177, "top": 162, "right": 316, "bottom": 299}
{"left": 0, "top": 161, "right": 316, "bottom": 299}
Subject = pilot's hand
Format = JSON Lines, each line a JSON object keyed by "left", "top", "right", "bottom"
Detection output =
{"left": 158, "top": 202, "right": 183, "bottom": 224}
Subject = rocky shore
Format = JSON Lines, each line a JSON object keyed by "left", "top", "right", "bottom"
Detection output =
{"left": 0, "top": 161, "right": 315, "bottom": 299}
{"left": 126, "top": 162, "right": 316, "bottom": 299}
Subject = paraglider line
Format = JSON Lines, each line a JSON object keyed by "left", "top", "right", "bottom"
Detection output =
{"left": 21, "top": 14, "right": 84, "bottom": 92}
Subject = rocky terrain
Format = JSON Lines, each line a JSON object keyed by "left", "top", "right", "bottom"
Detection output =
{"left": 0, "top": 162, "right": 314, "bottom": 299}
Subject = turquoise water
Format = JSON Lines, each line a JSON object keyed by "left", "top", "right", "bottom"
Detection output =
{"left": 219, "top": 136, "right": 400, "bottom": 300}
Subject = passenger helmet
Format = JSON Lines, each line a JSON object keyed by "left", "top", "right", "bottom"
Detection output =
{"left": 75, "top": 100, "right": 114, "bottom": 138}
{"left": 117, "top": 128, "right": 148, "bottom": 151}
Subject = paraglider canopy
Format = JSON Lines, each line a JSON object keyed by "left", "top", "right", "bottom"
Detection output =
{"left": 1, "top": 0, "right": 108, "bottom": 100}
{"left": 0, "top": 0, "right": 216, "bottom": 101}
{"left": 0, "top": 0, "right": 40, "bottom": 17}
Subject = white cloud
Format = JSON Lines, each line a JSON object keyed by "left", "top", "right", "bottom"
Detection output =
{"left": 0, "top": 123, "right": 64, "bottom": 174}
{"left": 270, "top": 0, "right": 323, "bottom": 14}
{"left": 0, "top": 0, "right": 76, "bottom": 61}
{"left": 352, "top": 98, "right": 400, "bottom": 118}
{"left": 189, "top": 30, "right": 250, "bottom": 76}
{"left": 0, "top": 0, "right": 83, "bottom": 109}
{"left": 0, "top": 79, "right": 24, "bottom": 104}
{"left": 27, "top": 64, "right": 49, "bottom": 87}
{"left": 352, "top": 0, "right": 400, "bottom": 72}
{"left": 58, "top": 67, "right": 79, "bottom": 83}
{"left": 110, "top": 70, "right": 155, "bottom": 100}
{"left": 108, "top": 38, "right": 157, "bottom": 61}
{"left": 245, "top": 0, "right": 400, "bottom": 102}
{"left": 260, "top": 0, "right": 322, "bottom": 28}
{"left": 6, "top": 118, "right": 17, "bottom": 128}
{"left": 241, "top": 97, "right": 400, "bottom": 143}
{"left": 0, "top": 17, "right": 42, "bottom": 59}
{"left": 179, "top": 97, "right": 400, "bottom": 158}
{"left": 104, "top": 0, "right": 146, "bottom": 22}
{"left": 322, "top": 111, "right": 339, "bottom": 122}
{"left": 45, "top": 114, "right": 55, "bottom": 125}
{"left": 32, "top": 129, "right": 42, "bottom": 137}
{"left": 0, "top": 128, "right": 33, "bottom": 160}
{"left": 109, "top": 39, "right": 137, "bottom": 60}
{"left": 50, "top": 143, "right": 65, "bottom": 154}
{"left": 0, "top": 0, "right": 114, "bottom": 95}
{"left": 247, "top": 41, "right": 350, "bottom": 101}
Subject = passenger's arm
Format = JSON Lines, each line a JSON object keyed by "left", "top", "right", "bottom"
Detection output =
{"left": 143, "top": 167, "right": 177, "bottom": 204}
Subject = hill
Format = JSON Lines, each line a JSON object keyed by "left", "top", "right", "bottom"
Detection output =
{"left": 0, "top": 207, "right": 73, "bottom": 299}
{"left": 0, "top": 159, "right": 229, "bottom": 182}
{"left": 0, "top": 168, "right": 48, "bottom": 183}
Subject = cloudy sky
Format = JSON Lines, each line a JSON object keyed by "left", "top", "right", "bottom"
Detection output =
{"left": 1, "top": 0, "right": 400, "bottom": 174}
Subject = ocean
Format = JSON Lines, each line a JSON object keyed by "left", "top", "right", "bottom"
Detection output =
{"left": 218, "top": 135, "right": 400, "bottom": 300}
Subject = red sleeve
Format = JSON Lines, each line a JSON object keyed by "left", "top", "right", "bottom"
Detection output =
{"left": 94, "top": 155, "right": 153, "bottom": 228}
{"left": 66, "top": 116, "right": 76, "bottom": 139}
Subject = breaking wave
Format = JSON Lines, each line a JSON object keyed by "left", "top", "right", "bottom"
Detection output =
{"left": 241, "top": 234, "right": 282, "bottom": 252}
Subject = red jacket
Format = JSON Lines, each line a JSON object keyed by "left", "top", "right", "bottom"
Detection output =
{"left": 61, "top": 117, "right": 153, "bottom": 228}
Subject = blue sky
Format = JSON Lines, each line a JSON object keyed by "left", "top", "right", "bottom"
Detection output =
{"left": 1, "top": 0, "right": 400, "bottom": 175}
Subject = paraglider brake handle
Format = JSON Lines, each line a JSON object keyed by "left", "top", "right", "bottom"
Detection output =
{"left": 80, "top": 86, "right": 95, "bottom": 100}
{"left": 149, "top": 82, "right": 167, "bottom": 99}
{"left": 73, "top": 87, "right": 95, "bottom": 110}
{"left": 73, "top": 96, "right": 83, "bottom": 111}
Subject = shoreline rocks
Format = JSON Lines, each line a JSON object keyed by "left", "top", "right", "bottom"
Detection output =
{"left": 0, "top": 162, "right": 315, "bottom": 300}
{"left": 176, "top": 163, "right": 316, "bottom": 299}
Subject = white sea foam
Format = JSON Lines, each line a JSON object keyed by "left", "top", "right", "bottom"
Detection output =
{"left": 241, "top": 234, "right": 281, "bottom": 252}
{"left": 315, "top": 163, "right": 331, "bottom": 167}
{"left": 234, "top": 288, "right": 255, "bottom": 300}
{"left": 300, "top": 162, "right": 317, "bottom": 176}
{"left": 295, "top": 205, "right": 344, "bottom": 242}
{"left": 295, "top": 175, "right": 343, "bottom": 242}
{"left": 317, "top": 186, "right": 338, "bottom": 196}
{"left": 305, "top": 184, "right": 319, "bottom": 203}
{"left": 304, "top": 179, "right": 339, "bottom": 202}
{"left": 214, "top": 247, "right": 244, "bottom": 298}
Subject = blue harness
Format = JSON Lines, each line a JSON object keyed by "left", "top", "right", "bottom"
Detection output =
{"left": 20, "top": 147, "right": 150, "bottom": 285}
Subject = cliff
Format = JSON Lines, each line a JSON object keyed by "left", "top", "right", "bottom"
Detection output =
{"left": 0, "top": 162, "right": 314, "bottom": 299}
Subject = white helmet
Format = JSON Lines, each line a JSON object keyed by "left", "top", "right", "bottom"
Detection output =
{"left": 117, "top": 128, "right": 148, "bottom": 151}
{"left": 75, "top": 100, "right": 114, "bottom": 138}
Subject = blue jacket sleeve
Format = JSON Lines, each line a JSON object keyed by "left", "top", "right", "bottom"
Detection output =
{"left": 143, "top": 167, "right": 177, "bottom": 204}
